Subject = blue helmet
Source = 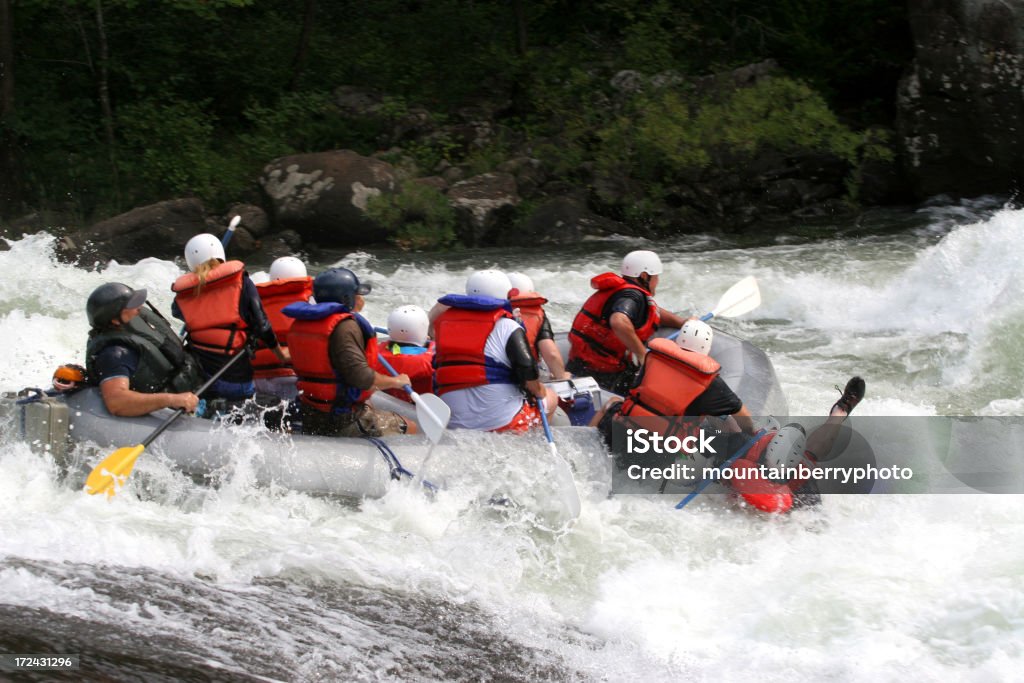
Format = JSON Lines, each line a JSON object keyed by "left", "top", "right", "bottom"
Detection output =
{"left": 313, "top": 268, "right": 371, "bottom": 308}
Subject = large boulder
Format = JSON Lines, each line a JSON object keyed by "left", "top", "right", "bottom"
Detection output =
{"left": 58, "top": 198, "right": 212, "bottom": 265}
{"left": 260, "top": 150, "right": 397, "bottom": 246}
{"left": 447, "top": 172, "right": 519, "bottom": 245}
{"left": 898, "top": 0, "right": 1024, "bottom": 197}
{"left": 519, "top": 196, "right": 629, "bottom": 245}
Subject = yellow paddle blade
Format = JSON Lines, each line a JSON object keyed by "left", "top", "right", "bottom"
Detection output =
{"left": 84, "top": 444, "right": 146, "bottom": 497}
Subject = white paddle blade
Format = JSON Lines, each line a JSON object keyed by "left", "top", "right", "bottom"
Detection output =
{"left": 552, "top": 449, "right": 582, "bottom": 520}
{"left": 711, "top": 276, "right": 761, "bottom": 318}
{"left": 412, "top": 392, "right": 451, "bottom": 444}
{"left": 228, "top": 214, "right": 241, "bottom": 230}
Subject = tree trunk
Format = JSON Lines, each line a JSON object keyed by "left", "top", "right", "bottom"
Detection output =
{"left": 94, "top": 0, "right": 121, "bottom": 205}
{"left": 0, "top": 0, "right": 19, "bottom": 216}
{"left": 287, "top": 0, "right": 316, "bottom": 91}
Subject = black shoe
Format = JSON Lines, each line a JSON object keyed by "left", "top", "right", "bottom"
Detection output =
{"left": 832, "top": 376, "right": 865, "bottom": 415}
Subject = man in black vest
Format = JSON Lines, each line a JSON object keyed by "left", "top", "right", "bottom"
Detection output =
{"left": 85, "top": 282, "right": 201, "bottom": 416}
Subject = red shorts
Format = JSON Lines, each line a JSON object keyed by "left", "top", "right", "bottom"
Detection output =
{"left": 493, "top": 401, "right": 541, "bottom": 433}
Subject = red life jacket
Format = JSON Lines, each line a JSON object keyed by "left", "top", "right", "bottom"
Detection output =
{"left": 172, "top": 261, "right": 248, "bottom": 355}
{"left": 510, "top": 291, "right": 548, "bottom": 352}
{"left": 380, "top": 341, "right": 435, "bottom": 402}
{"left": 568, "top": 272, "right": 660, "bottom": 373}
{"left": 433, "top": 295, "right": 515, "bottom": 396}
{"left": 730, "top": 431, "right": 794, "bottom": 513}
{"left": 286, "top": 305, "right": 380, "bottom": 413}
{"left": 253, "top": 276, "right": 313, "bottom": 378}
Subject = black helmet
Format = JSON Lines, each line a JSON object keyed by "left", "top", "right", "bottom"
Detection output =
{"left": 86, "top": 283, "right": 147, "bottom": 329}
{"left": 313, "top": 268, "right": 371, "bottom": 308}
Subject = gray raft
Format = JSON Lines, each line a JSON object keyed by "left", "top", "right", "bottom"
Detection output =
{"left": 2, "top": 329, "right": 785, "bottom": 500}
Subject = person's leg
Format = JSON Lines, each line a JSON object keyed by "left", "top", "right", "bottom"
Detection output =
{"left": 805, "top": 376, "right": 865, "bottom": 460}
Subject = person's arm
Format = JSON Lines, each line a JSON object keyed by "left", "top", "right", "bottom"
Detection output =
{"left": 535, "top": 315, "right": 569, "bottom": 379}
{"left": 505, "top": 326, "right": 557, "bottom": 413}
{"left": 610, "top": 312, "right": 647, "bottom": 363}
{"left": 537, "top": 339, "right": 569, "bottom": 380}
{"left": 240, "top": 275, "right": 287, "bottom": 361}
{"left": 100, "top": 377, "right": 198, "bottom": 417}
{"left": 330, "top": 320, "right": 410, "bottom": 392}
{"left": 427, "top": 302, "right": 449, "bottom": 338}
{"left": 658, "top": 308, "right": 687, "bottom": 329}
{"left": 732, "top": 404, "right": 755, "bottom": 435}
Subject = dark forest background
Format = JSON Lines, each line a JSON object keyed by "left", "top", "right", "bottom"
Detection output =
{"left": 0, "top": 0, "right": 911, "bottom": 232}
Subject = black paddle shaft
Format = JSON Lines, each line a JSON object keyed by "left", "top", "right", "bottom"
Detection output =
{"left": 140, "top": 347, "right": 251, "bottom": 448}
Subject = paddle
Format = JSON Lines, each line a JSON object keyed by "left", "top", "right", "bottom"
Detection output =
{"left": 668, "top": 276, "right": 761, "bottom": 340}
{"left": 223, "top": 214, "right": 241, "bottom": 248}
{"left": 84, "top": 349, "right": 251, "bottom": 497}
{"left": 675, "top": 429, "right": 767, "bottom": 509}
{"left": 538, "top": 397, "right": 582, "bottom": 520}
{"left": 376, "top": 354, "right": 451, "bottom": 444}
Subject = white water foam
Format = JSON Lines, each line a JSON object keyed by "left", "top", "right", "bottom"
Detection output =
{"left": 3, "top": 212, "right": 1024, "bottom": 679}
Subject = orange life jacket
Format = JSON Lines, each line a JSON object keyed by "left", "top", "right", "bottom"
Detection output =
{"left": 253, "top": 276, "right": 313, "bottom": 378}
{"left": 620, "top": 338, "right": 720, "bottom": 417}
{"left": 433, "top": 295, "right": 515, "bottom": 396}
{"left": 568, "top": 272, "right": 660, "bottom": 372}
{"left": 510, "top": 291, "right": 548, "bottom": 352}
{"left": 172, "top": 260, "right": 248, "bottom": 355}
{"left": 613, "top": 337, "right": 720, "bottom": 441}
{"left": 380, "top": 341, "right": 435, "bottom": 402}
{"left": 285, "top": 303, "right": 380, "bottom": 413}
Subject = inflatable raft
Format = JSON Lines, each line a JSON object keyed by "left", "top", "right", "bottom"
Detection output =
{"left": 1, "top": 329, "right": 786, "bottom": 501}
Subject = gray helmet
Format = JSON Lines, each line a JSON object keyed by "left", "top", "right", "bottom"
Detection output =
{"left": 312, "top": 268, "right": 371, "bottom": 308}
{"left": 86, "top": 283, "right": 148, "bottom": 329}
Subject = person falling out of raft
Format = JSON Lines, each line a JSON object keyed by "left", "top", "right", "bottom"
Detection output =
{"left": 432, "top": 269, "right": 558, "bottom": 432}
{"left": 171, "top": 234, "right": 289, "bottom": 409}
{"left": 85, "top": 282, "right": 202, "bottom": 417}
{"left": 592, "top": 318, "right": 866, "bottom": 513}
{"left": 566, "top": 250, "right": 688, "bottom": 394}
{"left": 506, "top": 271, "right": 570, "bottom": 381}
{"left": 378, "top": 304, "right": 435, "bottom": 404}
{"left": 282, "top": 267, "right": 415, "bottom": 437}
{"left": 252, "top": 256, "right": 314, "bottom": 401}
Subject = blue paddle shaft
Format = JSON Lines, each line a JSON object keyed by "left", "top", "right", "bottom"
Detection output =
{"left": 675, "top": 429, "right": 767, "bottom": 509}
{"left": 667, "top": 312, "right": 716, "bottom": 341}
{"left": 376, "top": 353, "right": 414, "bottom": 396}
{"left": 538, "top": 395, "right": 554, "bottom": 444}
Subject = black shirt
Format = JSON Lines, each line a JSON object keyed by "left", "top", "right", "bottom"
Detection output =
{"left": 685, "top": 376, "right": 744, "bottom": 416}
{"left": 92, "top": 344, "right": 140, "bottom": 384}
{"left": 603, "top": 288, "right": 650, "bottom": 329}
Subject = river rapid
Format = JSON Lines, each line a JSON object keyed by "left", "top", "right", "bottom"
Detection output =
{"left": 2, "top": 198, "right": 1023, "bottom": 681}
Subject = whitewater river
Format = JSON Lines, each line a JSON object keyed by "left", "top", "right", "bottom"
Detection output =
{"left": 2, "top": 198, "right": 1023, "bottom": 681}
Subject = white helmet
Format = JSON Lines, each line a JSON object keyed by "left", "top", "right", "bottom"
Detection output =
{"left": 465, "top": 269, "right": 512, "bottom": 299}
{"left": 764, "top": 424, "right": 808, "bottom": 471}
{"left": 507, "top": 271, "right": 534, "bottom": 294}
{"left": 621, "top": 250, "right": 663, "bottom": 278}
{"left": 387, "top": 305, "right": 430, "bottom": 346}
{"left": 250, "top": 271, "right": 271, "bottom": 285}
{"left": 184, "top": 233, "right": 225, "bottom": 271}
{"left": 270, "top": 256, "right": 307, "bottom": 280}
{"left": 676, "top": 319, "right": 714, "bottom": 356}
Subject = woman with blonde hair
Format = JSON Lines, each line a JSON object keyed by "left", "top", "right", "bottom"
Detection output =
{"left": 171, "top": 233, "right": 288, "bottom": 407}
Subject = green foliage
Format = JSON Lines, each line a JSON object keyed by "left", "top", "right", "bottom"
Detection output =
{"left": 238, "top": 91, "right": 353, "bottom": 162}
{"left": 4, "top": 0, "right": 910, "bottom": 220}
{"left": 595, "top": 77, "right": 865, "bottom": 188}
{"left": 118, "top": 98, "right": 234, "bottom": 202}
{"left": 365, "top": 183, "right": 457, "bottom": 250}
